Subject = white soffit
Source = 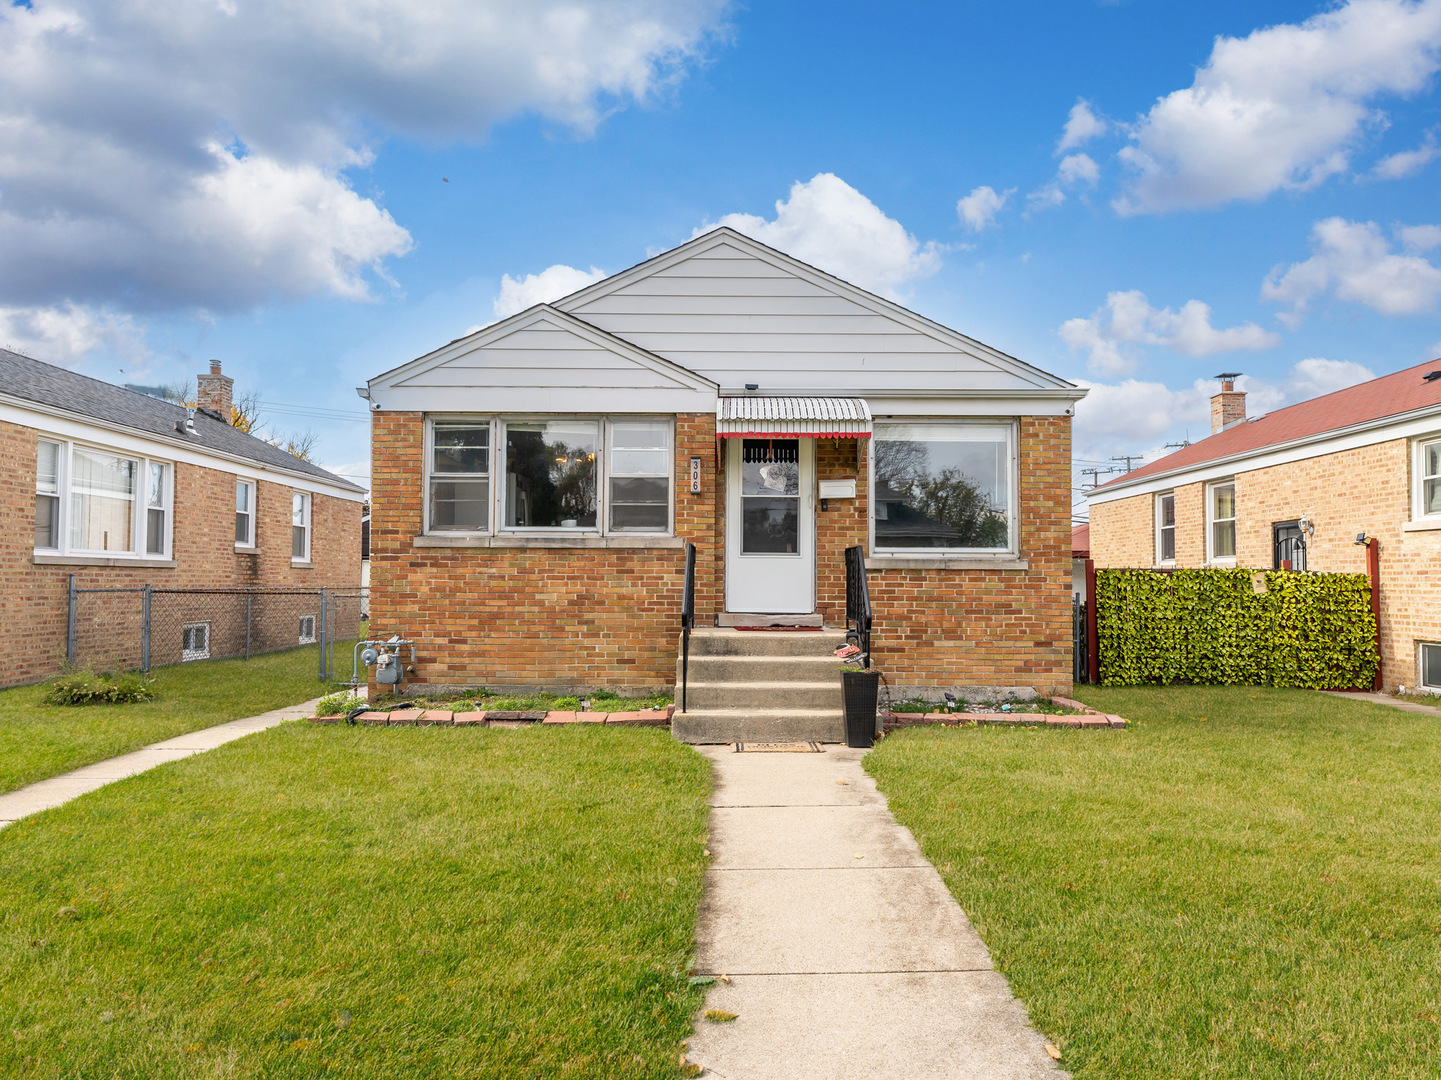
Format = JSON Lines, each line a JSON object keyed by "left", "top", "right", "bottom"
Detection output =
{"left": 369, "top": 305, "right": 718, "bottom": 413}
{"left": 717, "top": 396, "right": 872, "bottom": 438}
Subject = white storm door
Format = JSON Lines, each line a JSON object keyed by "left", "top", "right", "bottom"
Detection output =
{"left": 725, "top": 437, "right": 815, "bottom": 614}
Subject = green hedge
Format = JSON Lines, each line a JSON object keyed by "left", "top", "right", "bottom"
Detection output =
{"left": 1095, "top": 568, "right": 1378, "bottom": 689}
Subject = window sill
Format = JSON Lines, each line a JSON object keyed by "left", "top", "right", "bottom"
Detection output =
{"left": 413, "top": 534, "right": 685, "bottom": 550}
{"left": 865, "top": 555, "right": 1029, "bottom": 571}
{"left": 33, "top": 553, "right": 177, "bottom": 568}
{"left": 1402, "top": 518, "right": 1441, "bottom": 532}
{"left": 235, "top": 544, "right": 258, "bottom": 553}
{"left": 291, "top": 559, "right": 313, "bottom": 568}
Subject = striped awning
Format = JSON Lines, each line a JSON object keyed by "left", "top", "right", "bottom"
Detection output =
{"left": 716, "top": 396, "right": 872, "bottom": 438}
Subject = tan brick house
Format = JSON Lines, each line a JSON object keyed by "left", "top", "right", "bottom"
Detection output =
{"left": 2, "top": 349, "right": 365, "bottom": 687}
{"left": 363, "top": 229, "right": 1085, "bottom": 739}
{"left": 1087, "top": 363, "right": 1441, "bottom": 694}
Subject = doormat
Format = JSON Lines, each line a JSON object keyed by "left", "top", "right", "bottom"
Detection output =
{"left": 734, "top": 625, "right": 823, "bottom": 631}
{"left": 733, "top": 741, "right": 822, "bottom": 752}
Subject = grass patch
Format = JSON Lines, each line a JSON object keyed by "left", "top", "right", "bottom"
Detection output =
{"left": 866, "top": 686, "right": 1441, "bottom": 1079}
{"left": 0, "top": 722, "right": 711, "bottom": 1078}
{"left": 0, "top": 643, "right": 356, "bottom": 793}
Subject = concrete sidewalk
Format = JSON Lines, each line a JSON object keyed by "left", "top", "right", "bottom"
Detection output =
{"left": 687, "top": 744, "right": 1066, "bottom": 1080}
{"left": 0, "top": 698, "right": 320, "bottom": 828}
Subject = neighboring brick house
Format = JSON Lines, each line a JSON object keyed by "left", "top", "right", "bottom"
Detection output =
{"left": 1, "top": 349, "right": 366, "bottom": 687}
{"left": 1087, "top": 364, "right": 1441, "bottom": 695}
{"left": 363, "top": 228, "right": 1085, "bottom": 737}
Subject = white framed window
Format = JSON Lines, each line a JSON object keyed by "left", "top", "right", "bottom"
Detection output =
{"left": 504, "top": 418, "right": 600, "bottom": 529}
{"left": 608, "top": 421, "right": 673, "bottom": 533}
{"left": 182, "top": 622, "right": 210, "bottom": 661}
{"left": 1420, "top": 642, "right": 1441, "bottom": 693}
{"left": 1416, "top": 436, "right": 1441, "bottom": 521}
{"left": 298, "top": 615, "right": 316, "bottom": 644}
{"left": 235, "top": 479, "right": 256, "bottom": 547}
{"left": 35, "top": 439, "right": 61, "bottom": 550}
{"left": 871, "top": 421, "right": 1016, "bottom": 553}
{"left": 1155, "top": 492, "right": 1176, "bottom": 564}
{"left": 291, "top": 492, "right": 311, "bottom": 562}
{"left": 33, "top": 437, "right": 172, "bottom": 559}
{"left": 428, "top": 421, "right": 491, "bottom": 531}
{"left": 1207, "top": 481, "right": 1236, "bottom": 563}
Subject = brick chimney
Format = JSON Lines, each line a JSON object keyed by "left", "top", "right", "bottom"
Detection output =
{"left": 196, "top": 360, "right": 234, "bottom": 423}
{"left": 1211, "top": 373, "right": 1246, "bottom": 434}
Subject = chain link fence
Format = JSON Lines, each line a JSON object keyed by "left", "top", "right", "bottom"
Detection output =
{"left": 66, "top": 577, "right": 368, "bottom": 682}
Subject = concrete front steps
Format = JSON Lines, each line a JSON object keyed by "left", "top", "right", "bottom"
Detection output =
{"left": 673, "top": 627, "right": 847, "bottom": 744}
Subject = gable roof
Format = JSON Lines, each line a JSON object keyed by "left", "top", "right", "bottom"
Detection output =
{"left": 0, "top": 348, "right": 364, "bottom": 492}
{"left": 549, "top": 227, "right": 1083, "bottom": 399}
{"left": 369, "top": 304, "right": 718, "bottom": 412}
{"left": 1096, "top": 359, "right": 1441, "bottom": 495}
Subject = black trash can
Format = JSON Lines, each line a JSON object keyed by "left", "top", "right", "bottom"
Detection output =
{"left": 841, "top": 668, "right": 880, "bottom": 748}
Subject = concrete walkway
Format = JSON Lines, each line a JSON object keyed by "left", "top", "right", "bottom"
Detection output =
{"left": 0, "top": 698, "right": 320, "bottom": 828}
{"left": 687, "top": 744, "right": 1066, "bottom": 1080}
{"left": 1320, "top": 690, "right": 1441, "bottom": 717}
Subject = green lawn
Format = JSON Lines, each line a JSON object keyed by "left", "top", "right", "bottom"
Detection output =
{"left": 0, "top": 644, "right": 354, "bottom": 794}
{"left": 866, "top": 686, "right": 1441, "bottom": 1080}
{"left": 0, "top": 723, "right": 711, "bottom": 1079}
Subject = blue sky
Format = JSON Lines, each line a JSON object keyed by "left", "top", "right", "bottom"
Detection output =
{"left": 4, "top": 0, "right": 1441, "bottom": 514}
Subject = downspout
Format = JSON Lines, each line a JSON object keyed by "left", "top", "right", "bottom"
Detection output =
{"left": 1366, "top": 538, "right": 1383, "bottom": 692}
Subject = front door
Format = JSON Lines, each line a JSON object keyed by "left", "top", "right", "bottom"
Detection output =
{"left": 725, "top": 437, "right": 815, "bottom": 614}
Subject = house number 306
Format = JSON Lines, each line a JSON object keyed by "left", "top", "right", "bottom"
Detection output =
{"left": 689, "top": 456, "right": 702, "bottom": 494}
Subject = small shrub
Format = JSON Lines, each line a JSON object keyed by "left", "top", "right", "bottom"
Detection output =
{"left": 590, "top": 688, "right": 622, "bottom": 702}
{"left": 316, "top": 689, "right": 366, "bottom": 716}
{"left": 550, "top": 696, "right": 582, "bottom": 711}
{"left": 43, "top": 669, "right": 157, "bottom": 706}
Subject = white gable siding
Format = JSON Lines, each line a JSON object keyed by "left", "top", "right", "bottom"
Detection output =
{"left": 560, "top": 242, "right": 1055, "bottom": 394}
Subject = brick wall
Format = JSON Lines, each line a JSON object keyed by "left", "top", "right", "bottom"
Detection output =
{"left": 372, "top": 412, "right": 1076, "bottom": 698}
{"left": 1087, "top": 437, "right": 1441, "bottom": 690}
{"left": 0, "top": 417, "right": 361, "bottom": 687}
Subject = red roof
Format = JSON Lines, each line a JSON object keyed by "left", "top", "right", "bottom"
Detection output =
{"left": 1072, "top": 523, "right": 1090, "bottom": 557}
{"left": 1099, "top": 359, "right": 1441, "bottom": 489}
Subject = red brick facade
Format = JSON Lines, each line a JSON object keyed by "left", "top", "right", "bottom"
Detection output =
{"left": 1, "top": 416, "right": 362, "bottom": 687}
{"left": 370, "top": 411, "right": 1074, "bottom": 696}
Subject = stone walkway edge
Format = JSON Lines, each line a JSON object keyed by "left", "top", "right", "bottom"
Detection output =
{"left": 0, "top": 697, "right": 321, "bottom": 829}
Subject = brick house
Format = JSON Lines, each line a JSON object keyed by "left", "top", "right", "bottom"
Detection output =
{"left": 2, "top": 349, "right": 366, "bottom": 687}
{"left": 1087, "top": 364, "right": 1441, "bottom": 695}
{"left": 363, "top": 229, "right": 1084, "bottom": 739}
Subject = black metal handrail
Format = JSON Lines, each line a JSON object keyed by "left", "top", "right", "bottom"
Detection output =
{"left": 844, "top": 545, "right": 872, "bottom": 668}
{"left": 680, "top": 542, "right": 696, "bottom": 712}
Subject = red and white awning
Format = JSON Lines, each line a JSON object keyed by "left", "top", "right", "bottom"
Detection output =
{"left": 716, "top": 396, "right": 872, "bottom": 438}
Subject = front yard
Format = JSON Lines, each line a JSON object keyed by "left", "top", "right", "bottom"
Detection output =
{"left": 0, "top": 644, "right": 356, "bottom": 793}
{"left": 0, "top": 723, "right": 711, "bottom": 1079}
{"left": 867, "top": 686, "right": 1441, "bottom": 1079}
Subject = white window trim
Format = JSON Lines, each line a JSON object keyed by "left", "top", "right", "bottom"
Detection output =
{"left": 1155, "top": 491, "right": 1176, "bottom": 566}
{"left": 291, "top": 491, "right": 312, "bottom": 564}
{"left": 1418, "top": 641, "right": 1441, "bottom": 694}
{"left": 35, "top": 438, "right": 62, "bottom": 552}
{"left": 421, "top": 415, "right": 677, "bottom": 539}
{"left": 181, "top": 622, "right": 210, "bottom": 662}
{"left": 235, "top": 478, "right": 257, "bottom": 550}
{"left": 867, "top": 419, "right": 1020, "bottom": 558}
{"left": 1206, "top": 480, "right": 1237, "bottom": 566}
{"left": 1414, "top": 434, "right": 1441, "bottom": 522}
{"left": 34, "top": 436, "right": 173, "bottom": 561}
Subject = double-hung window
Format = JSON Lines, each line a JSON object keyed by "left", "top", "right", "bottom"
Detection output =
{"left": 292, "top": 492, "right": 311, "bottom": 561}
{"left": 1155, "top": 492, "right": 1176, "bottom": 564}
{"left": 871, "top": 421, "right": 1015, "bottom": 553}
{"left": 1208, "top": 482, "right": 1236, "bottom": 562}
{"left": 235, "top": 480, "right": 256, "bottom": 546}
{"left": 35, "top": 438, "right": 172, "bottom": 559}
{"left": 430, "top": 423, "right": 490, "bottom": 531}
{"left": 1417, "top": 437, "right": 1441, "bottom": 520}
{"left": 608, "top": 421, "right": 672, "bottom": 532}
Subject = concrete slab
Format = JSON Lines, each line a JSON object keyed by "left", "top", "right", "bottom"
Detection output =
{"left": 707, "top": 804, "right": 928, "bottom": 869}
{"left": 0, "top": 698, "right": 319, "bottom": 828}
{"left": 696, "top": 744, "right": 884, "bottom": 808}
{"left": 687, "top": 971, "right": 1066, "bottom": 1080}
{"left": 1322, "top": 690, "right": 1441, "bottom": 717}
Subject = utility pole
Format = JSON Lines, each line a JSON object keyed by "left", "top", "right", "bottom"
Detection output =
{"left": 1080, "top": 466, "right": 1119, "bottom": 491}
{"left": 1110, "top": 454, "right": 1143, "bottom": 472}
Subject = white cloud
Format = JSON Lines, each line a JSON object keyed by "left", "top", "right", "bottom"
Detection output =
{"left": 1262, "top": 217, "right": 1441, "bottom": 325}
{"left": 1373, "top": 131, "right": 1441, "bottom": 178}
{"left": 1057, "top": 100, "right": 1108, "bottom": 153}
{"left": 957, "top": 185, "right": 1012, "bottom": 231}
{"left": 1060, "top": 289, "right": 1281, "bottom": 375}
{"left": 703, "top": 173, "right": 941, "bottom": 297}
{"left": 1286, "top": 356, "right": 1377, "bottom": 398}
{"left": 493, "top": 264, "right": 608, "bottom": 320}
{"left": 1399, "top": 223, "right": 1441, "bottom": 251}
{"left": 1026, "top": 183, "right": 1068, "bottom": 213}
{"left": 1027, "top": 153, "right": 1100, "bottom": 214}
{"left": 0, "top": 303, "right": 148, "bottom": 367}
{"left": 1115, "top": 0, "right": 1441, "bottom": 214}
{"left": 0, "top": 0, "right": 728, "bottom": 332}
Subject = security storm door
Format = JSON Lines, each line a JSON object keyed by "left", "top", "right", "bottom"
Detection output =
{"left": 725, "top": 438, "right": 815, "bottom": 614}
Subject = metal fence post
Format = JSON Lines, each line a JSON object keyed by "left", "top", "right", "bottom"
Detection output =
{"left": 319, "top": 587, "right": 328, "bottom": 682}
{"left": 66, "top": 574, "right": 77, "bottom": 665}
{"left": 141, "top": 584, "right": 151, "bottom": 673}
{"left": 245, "top": 592, "right": 252, "bottom": 660}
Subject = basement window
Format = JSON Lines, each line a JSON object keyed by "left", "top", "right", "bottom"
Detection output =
{"left": 298, "top": 615, "right": 316, "bottom": 644}
{"left": 182, "top": 622, "right": 210, "bottom": 662}
{"left": 1422, "top": 643, "right": 1441, "bottom": 693}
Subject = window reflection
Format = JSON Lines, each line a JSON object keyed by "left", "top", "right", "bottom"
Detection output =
{"left": 505, "top": 421, "right": 599, "bottom": 528}
{"left": 873, "top": 424, "right": 1011, "bottom": 550}
{"left": 741, "top": 439, "right": 799, "bottom": 553}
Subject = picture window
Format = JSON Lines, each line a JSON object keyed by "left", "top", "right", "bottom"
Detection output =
{"left": 872, "top": 422, "right": 1015, "bottom": 553}
{"left": 33, "top": 438, "right": 171, "bottom": 559}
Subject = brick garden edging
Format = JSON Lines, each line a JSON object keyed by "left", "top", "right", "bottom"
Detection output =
{"left": 881, "top": 695, "right": 1127, "bottom": 731}
{"left": 307, "top": 705, "right": 675, "bottom": 727}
